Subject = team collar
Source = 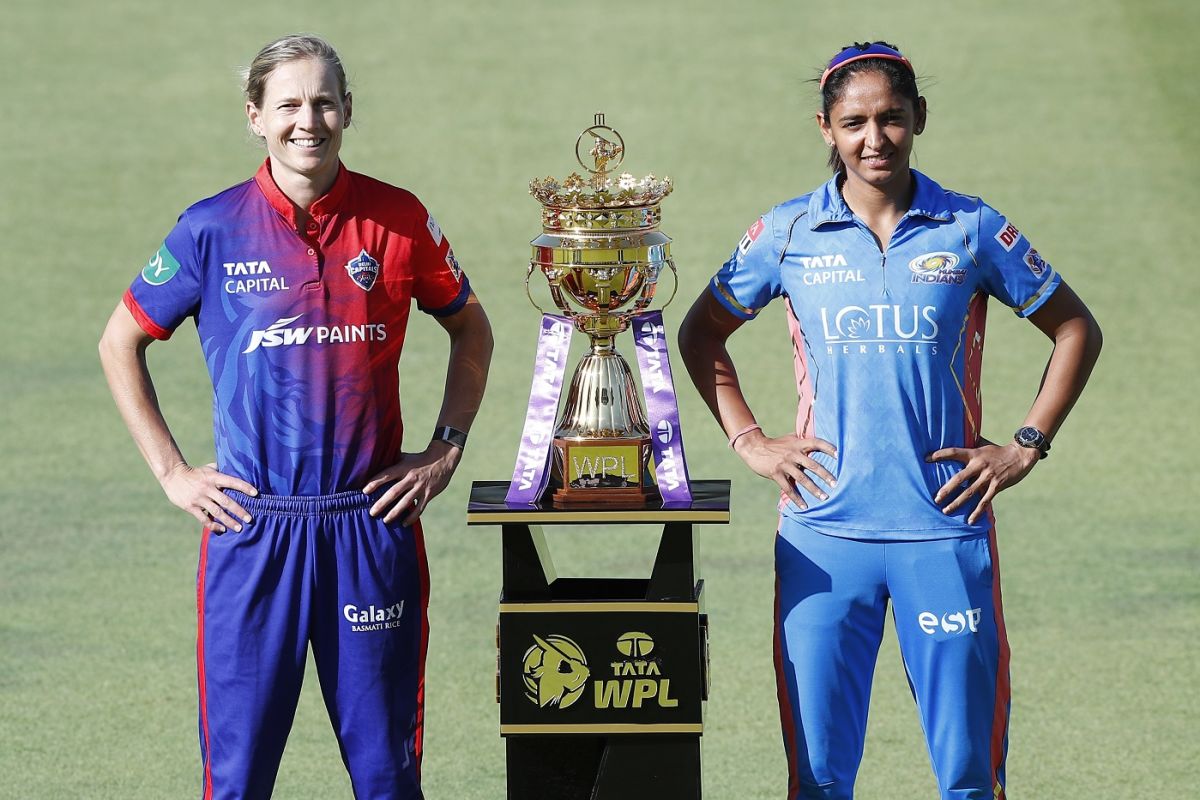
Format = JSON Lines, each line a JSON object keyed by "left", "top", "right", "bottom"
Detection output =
{"left": 809, "top": 169, "right": 952, "bottom": 229}
{"left": 253, "top": 159, "right": 351, "bottom": 228}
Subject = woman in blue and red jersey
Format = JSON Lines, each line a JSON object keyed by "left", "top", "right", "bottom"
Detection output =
{"left": 678, "top": 42, "right": 1101, "bottom": 799}
{"left": 99, "top": 34, "right": 492, "bottom": 800}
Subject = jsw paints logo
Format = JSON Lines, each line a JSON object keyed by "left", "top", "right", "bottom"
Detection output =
{"left": 917, "top": 607, "right": 982, "bottom": 636}
{"left": 243, "top": 314, "right": 387, "bottom": 354}
{"left": 343, "top": 601, "right": 405, "bottom": 633}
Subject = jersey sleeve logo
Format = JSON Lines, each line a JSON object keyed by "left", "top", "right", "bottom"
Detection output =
{"left": 345, "top": 249, "right": 381, "bottom": 291}
{"left": 737, "top": 218, "right": 767, "bottom": 256}
{"left": 426, "top": 214, "right": 443, "bottom": 246}
{"left": 445, "top": 248, "right": 462, "bottom": 282}
{"left": 994, "top": 219, "right": 1021, "bottom": 252}
{"left": 141, "top": 244, "right": 181, "bottom": 286}
{"left": 1022, "top": 246, "right": 1050, "bottom": 278}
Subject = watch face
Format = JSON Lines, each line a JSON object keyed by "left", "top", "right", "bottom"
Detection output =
{"left": 1016, "top": 427, "right": 1044, "bottom": 448}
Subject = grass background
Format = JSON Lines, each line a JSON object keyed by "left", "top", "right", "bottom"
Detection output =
{"left": 2, "top": 0, "right": 1197, "bottom": 797}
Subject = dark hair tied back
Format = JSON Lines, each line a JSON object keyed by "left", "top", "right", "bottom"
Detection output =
{"left": 819, "top": 41, "right": 920, "bottom": 174}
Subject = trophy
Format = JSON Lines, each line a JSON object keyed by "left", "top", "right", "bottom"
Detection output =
{"left": 508, "top": 114, "right": 691, "bottom": 509}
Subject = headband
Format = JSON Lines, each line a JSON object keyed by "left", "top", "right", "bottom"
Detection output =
{"left": 820, "top": 42, "right": 914, "bottom": 89}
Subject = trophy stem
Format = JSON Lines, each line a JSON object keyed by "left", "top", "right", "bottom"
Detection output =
{"left": 555, "top": 340, "right": 649, "bottom": 440}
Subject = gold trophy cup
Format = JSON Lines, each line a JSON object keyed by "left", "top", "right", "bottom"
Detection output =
{"left": 527, "top": 115, "right": 676, "bottom": 508}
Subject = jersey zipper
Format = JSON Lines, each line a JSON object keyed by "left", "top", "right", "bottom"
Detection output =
{"left": 854, "top": 221, "right": 894, "bottom": 299}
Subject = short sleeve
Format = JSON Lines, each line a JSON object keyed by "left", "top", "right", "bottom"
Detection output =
{"left": 975, "top": 203, "right": 1061, "bottom": 318}
{"left": 708, "top": 209, "right": 782, "bottom": 320}
{"left": 123, "top": 214, "right": 202, "bottom": 340}
{"left": 412, "top": 206, "right": 470, "bottom": 317}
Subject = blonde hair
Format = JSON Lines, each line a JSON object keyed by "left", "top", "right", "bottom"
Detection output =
{"left": 241, "top": 33, "right": 349, "bottom": 109}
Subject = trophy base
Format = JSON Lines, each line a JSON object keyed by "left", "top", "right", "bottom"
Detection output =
{"left": 551, "top": 485, "right": 659, "bottom": 509}
{"left": 551, "top": 435, "right": 657, "bottom": 509}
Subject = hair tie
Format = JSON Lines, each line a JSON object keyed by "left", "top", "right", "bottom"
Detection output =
{"left": 728, "top": 423, "right": 763, "bottom": 449}
{"left": 820, "top": 42, "right": 914, "bottom": 89}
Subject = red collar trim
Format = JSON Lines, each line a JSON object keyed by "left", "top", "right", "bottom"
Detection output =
{"left": 253, "top": 159, "right": 351, "bottom": 226}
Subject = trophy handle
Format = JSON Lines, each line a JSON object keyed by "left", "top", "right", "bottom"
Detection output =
{"left": 525, "top": 261, "right": 550, "bottom": 316}
{"left": 528, "top": 260, "right": 596, "bottom": 330}
{"left": 613, "top": 257, "right": 678, "bottom": 328}
{"left": 659, "top": 257, "right": 679, "bottom": 311}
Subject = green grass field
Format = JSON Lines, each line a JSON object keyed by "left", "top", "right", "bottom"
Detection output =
{"left": 3, "top": 0, "right": 1197, "bottom": 797}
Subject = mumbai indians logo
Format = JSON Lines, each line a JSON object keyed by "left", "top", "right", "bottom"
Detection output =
{"left": 141, "top": 245, "right": 181, "bottom": 286}
{"left": 908, "top": 252, "right": 965, "bottom": 285}
{"left": 522, "top": 635, "right": 590, "bottom": 709}
{"left": 344, "top": 249, "right": 380, "bottom": 291}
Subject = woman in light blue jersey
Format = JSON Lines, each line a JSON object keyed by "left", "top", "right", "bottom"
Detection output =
{"left": 678, "top": 41, "right": 1101, "bottom": 800}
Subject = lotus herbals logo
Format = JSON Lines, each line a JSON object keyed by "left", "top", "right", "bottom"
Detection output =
{"left": 594, "top": 631, "right": 679, "bottom": 709}
{"left": 522, "top": 634, "right": 590, "bottom": 709}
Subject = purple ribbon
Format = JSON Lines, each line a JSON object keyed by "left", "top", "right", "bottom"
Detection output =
{"left": 632, "top": 310, "right": 693, "bottom": 506}
{"left": 506, "top": 314, "right": 574, "bottom": 505}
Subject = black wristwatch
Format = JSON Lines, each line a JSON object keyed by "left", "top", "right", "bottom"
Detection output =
{"left": 432, "top": 425, "right": 468, "bottom": 450}
{"left": 1013, "top": 426, "right": 1050, "bottom": 459}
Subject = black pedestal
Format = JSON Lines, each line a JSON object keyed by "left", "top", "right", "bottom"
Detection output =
{"left": 467, "top": 480, "right": 731, "bottom": 800}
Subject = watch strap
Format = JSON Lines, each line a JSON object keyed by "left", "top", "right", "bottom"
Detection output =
{"left": 433, "top": 425, "right": 468, "bottom": 450}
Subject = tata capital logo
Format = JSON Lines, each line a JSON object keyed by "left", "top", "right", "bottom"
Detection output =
{"left": 908, "top": 252, "right": 966, "bottom": 285}
{"left": 224, "top": 259, "right": 289, "bottom": 295}
{"left": 242, "top": 314, "right": 387, "bottom": 354}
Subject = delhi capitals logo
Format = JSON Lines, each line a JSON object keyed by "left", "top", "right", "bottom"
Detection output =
{"left": 345, "top": 249, "right": 380, "bottom": 291}
{"left": 522, "top": 634, "right": 590, "bottom": 709}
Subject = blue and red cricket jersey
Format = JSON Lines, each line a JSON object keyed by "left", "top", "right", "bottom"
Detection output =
{"left": 126, "top": 160, "right": 469, "bottom": 799}
{"left": 125, "top": 159, "right": 470, "bottom": 496}
{"left": 710, "top": 169, "right": 1062, "bottom": 799}
{"left": 711, "top": 169, "right": 1060, "bottom": 540}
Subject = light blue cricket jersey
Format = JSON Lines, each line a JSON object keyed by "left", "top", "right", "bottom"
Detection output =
{"left": 711, "top": 170, "right": 1060, "bottom": 540}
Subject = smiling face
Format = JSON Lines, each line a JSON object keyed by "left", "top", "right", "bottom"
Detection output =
{"left": 817, "top": 69, "right": 926, "bottom": 201}
{"left": 246, "top": 57, "right": 351, "bottom": 201}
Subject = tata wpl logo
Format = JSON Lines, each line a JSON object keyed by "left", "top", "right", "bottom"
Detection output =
{"left": 594, "top": 631, "right": 679, "bottom": 710}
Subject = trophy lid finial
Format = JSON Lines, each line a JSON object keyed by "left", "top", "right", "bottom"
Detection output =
{"left": 530, "top": 117, "right": 672, "bottom": 224}
{"left": 576, "top": 114, "right": 624, "bottom": 177}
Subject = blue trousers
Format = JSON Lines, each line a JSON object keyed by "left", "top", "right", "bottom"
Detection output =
{"left": 196, "top": 489, "right": 428, "bottom": 800}
{"left": 774, "top": 518, "right": 1010, "bottom": 800}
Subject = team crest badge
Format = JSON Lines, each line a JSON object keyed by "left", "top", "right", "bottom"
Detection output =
{"left": 522, "top": 634, "right": 590, "bottom": 709}
{"left": 445, "top": 248, "right": 462, "bottom": 282}
{"left": 908, "top": 252, "right": 966, "bottom": 285}
{"left": 345, "top": 249, "right": 380, "bottom": 291}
